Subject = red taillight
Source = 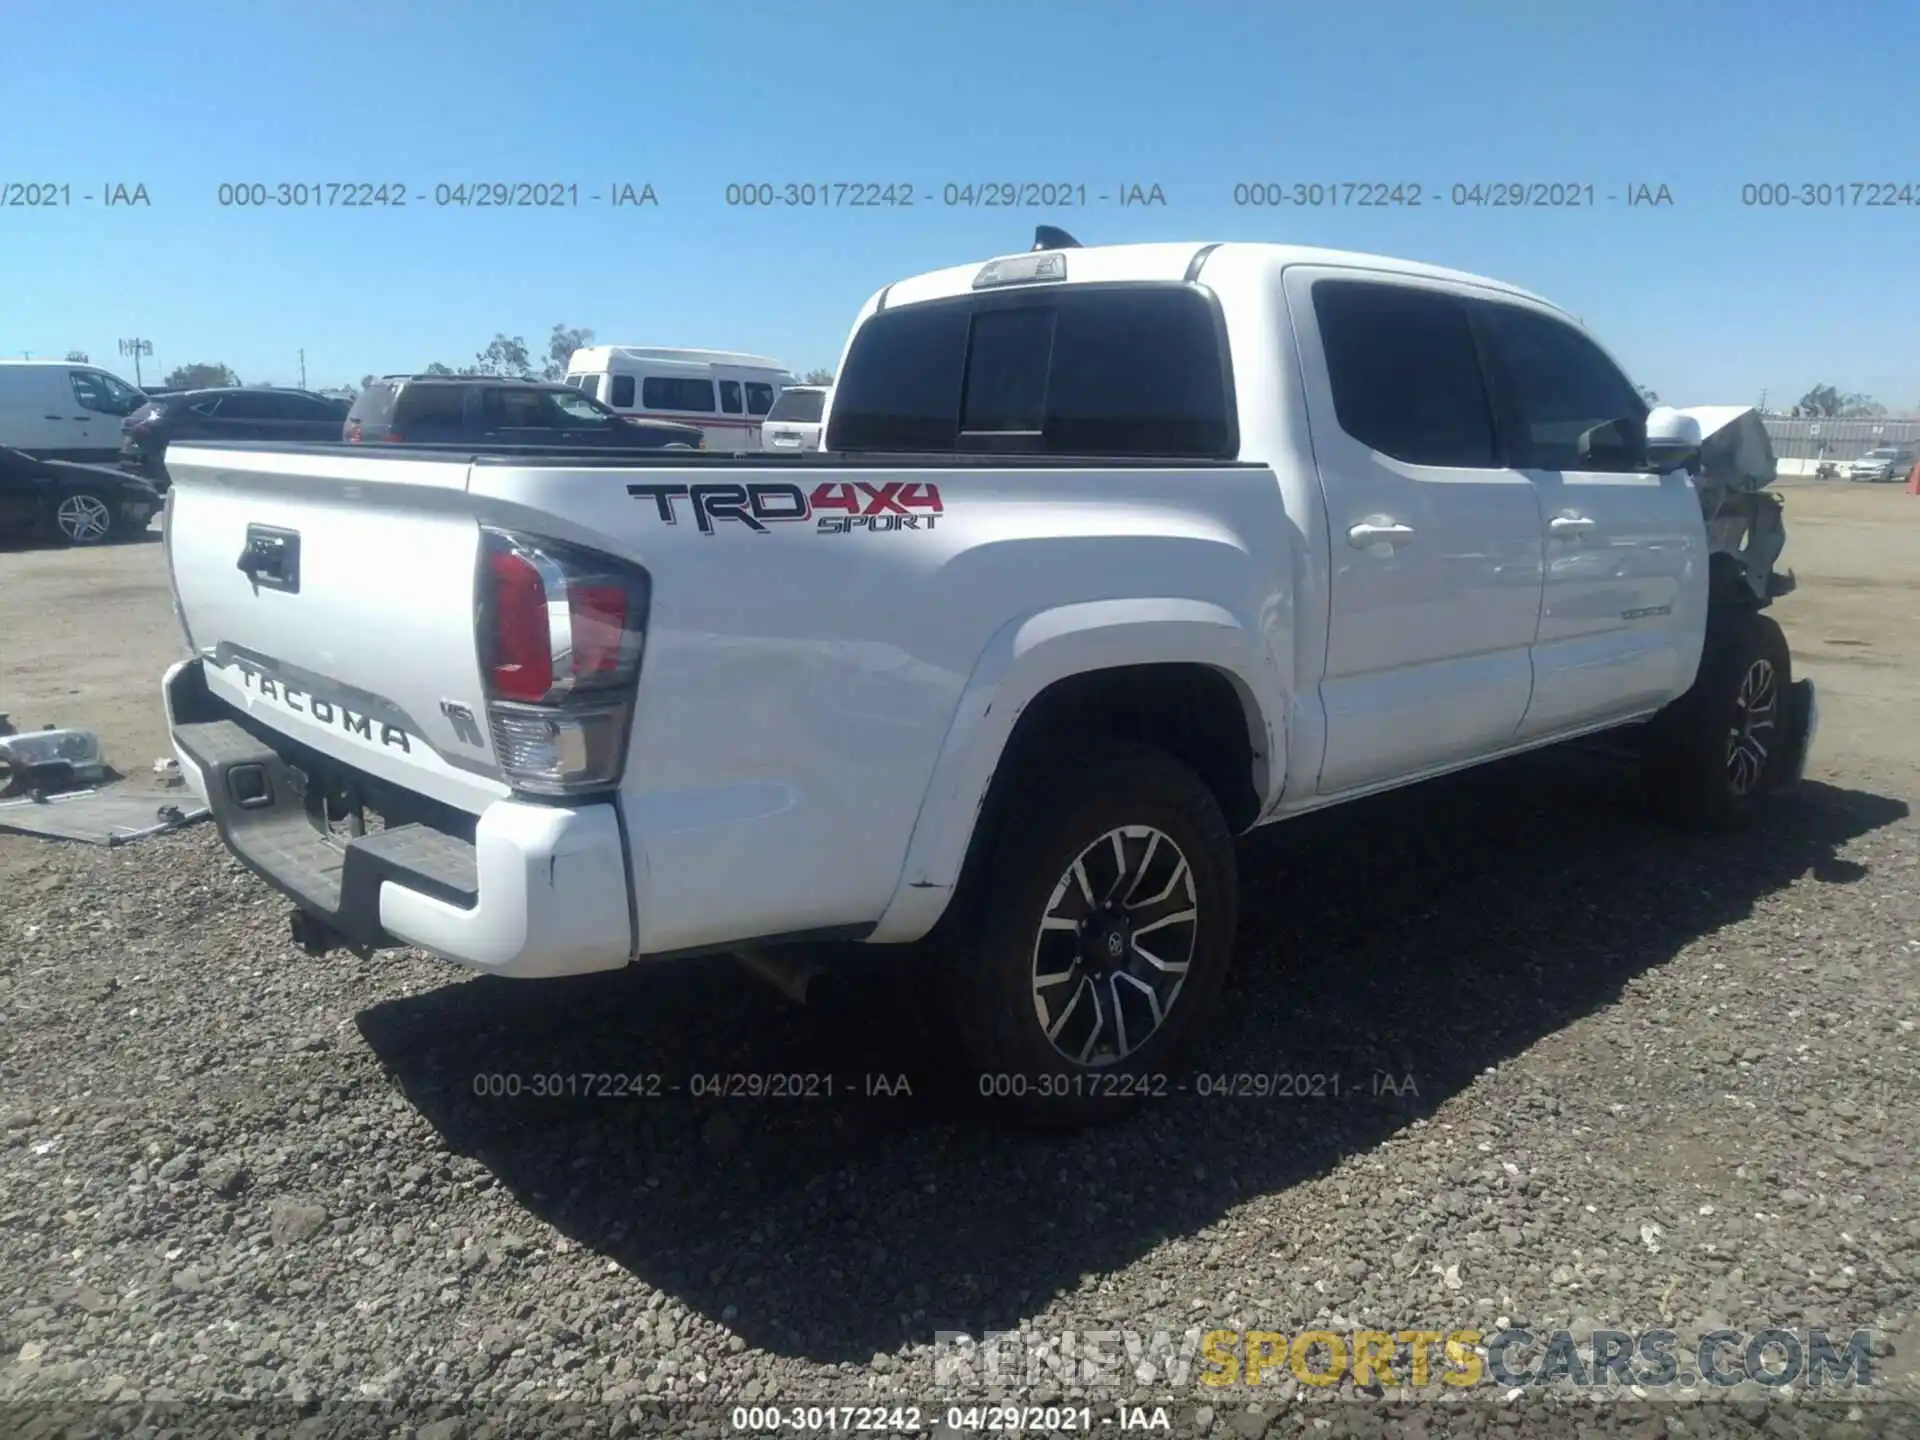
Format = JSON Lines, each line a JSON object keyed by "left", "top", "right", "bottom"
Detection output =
{"left": 384, "top": 430, "right": 404, "bottom": 443}
{"left": 569, "top": 584, "right": 630, "bottom": 677}
{"left": 345, "top": 419, "right": 363, "bottom": 443}
{"left": 485, "top": 549, "right": 554, "bottom": 701}
{"left": 477, "top": 528, "right": 650, "bottom": 795}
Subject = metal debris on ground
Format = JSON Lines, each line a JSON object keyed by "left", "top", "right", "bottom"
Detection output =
{"left": 0, "top": 785, "right": 209, "bottom": 845}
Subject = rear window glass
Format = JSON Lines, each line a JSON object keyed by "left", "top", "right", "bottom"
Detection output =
{"left": 1313, "top": 280, "right": 1497, "bottom": 469}
{"left": 392, "top": 384, "right": 467, "bottom": 429}
{"left": 345, "top": 386, "right": 394, "bottom": 424}
{"left": 767, "top": 388, "right": 826, "bottom": 423}
{"left": 827, "top": 285, "right": 1235, "bottom": 457}
{"left": 642, "top": 377, "right": 716, "bottom": 412}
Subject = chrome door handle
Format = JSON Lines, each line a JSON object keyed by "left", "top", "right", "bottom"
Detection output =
{"left": 1347, "top": 519, "right": 1416, "bottom": 549}
{"left": 1548, "top": 514, "right": 1595, "bottom": 540}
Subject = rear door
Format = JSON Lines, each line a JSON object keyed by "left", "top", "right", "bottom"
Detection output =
{"left": 387, "top": 383, "right": 472, "bottom": 443}
{"left": 477, "top": 386, "right": 566, "bottom": 444}
{"left": 264, "top": 393, "right": 347, "bottom": 442}
{"left": 1469, "top": 298, "right": 1706, "bottom": 739}
{"left": 1284, "top": 267, "right": 1545, "bottom": 794}
{"left": 208, "top": 390, "right": 281, "bottom": 441}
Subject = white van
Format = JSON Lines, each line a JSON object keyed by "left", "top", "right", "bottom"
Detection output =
{"left": 564, "top": 347, "right": 795, "bottom": 452}
{"left": 0, "top": 360, "right": 148, "bottom": 462}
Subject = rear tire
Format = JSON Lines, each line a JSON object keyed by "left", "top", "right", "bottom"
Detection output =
{"left": 936, "top": 741, "right": 1238, "bottom": 1129}
{"left": 1642, "top": 608, "right": 1792, "bottom": 828}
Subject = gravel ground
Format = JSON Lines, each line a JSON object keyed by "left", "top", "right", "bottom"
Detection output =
{"left": 2, "top": 751, "right": 1917, "bottom": 1437}
{"left": 2, "top": 483, "right": 1918, "bottom": 1438}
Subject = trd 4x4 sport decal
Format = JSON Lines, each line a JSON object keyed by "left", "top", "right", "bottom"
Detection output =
{"left": 626, "top": 481, "right": 943, "bottom": 536}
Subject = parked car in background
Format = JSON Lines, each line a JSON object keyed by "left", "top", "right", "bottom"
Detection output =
{"left": 760, "top": 384, "right": 832, "bottom": 452}
{"left": 0, "top": 445, "right": 160, "bottom": 546}
{"left": 564, "top": 346, "right": 794, "bottom": 451}
{"left": 1846, "top": 445, "right": 1916, "bottom": 482}
{"left": 0, "top": 360, "right": 147, "bottom": 462}
{"left": 121, "top": 388, "right": 351, "bottom": 491}
{"left": 344, "top": 375, "right": 706, "bottom": 449}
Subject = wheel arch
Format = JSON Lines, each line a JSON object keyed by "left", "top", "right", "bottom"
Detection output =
{"left": 866, "top": 598, "right": 1284, "bottom": 944}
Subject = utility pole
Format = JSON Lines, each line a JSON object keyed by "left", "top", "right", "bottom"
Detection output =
{"left": 298, "top": 349, "right": 307, "bottom": 388}
{"left": 118, "top": 337, "right": 153, "bottom": 387}
{"left": 1758, "top": 388, "right": 1768, "bottom": 414}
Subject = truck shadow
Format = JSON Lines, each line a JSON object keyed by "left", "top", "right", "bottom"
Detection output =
{"left": 355, "top": 753, "right": 1905, "bottom": 1366}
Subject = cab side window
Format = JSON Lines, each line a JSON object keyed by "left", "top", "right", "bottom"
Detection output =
{"left": 1311, "top": 280, "right": 1497, "bottom": 468}
{"left": 68, "top": 371, "right": 120, "bottom": 414}
{"left": 1473, "top": 301, "right": 1647, "bottom": 472}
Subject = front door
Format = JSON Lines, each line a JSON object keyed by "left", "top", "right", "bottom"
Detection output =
{"left": 1470, "top": 298, "right": 1707, "bottom": 740}
{"left": 1285, "top": 268, "right": 1546, "bottom": 795}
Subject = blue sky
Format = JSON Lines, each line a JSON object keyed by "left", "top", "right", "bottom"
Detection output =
{"left": 2, "top": 0, "right": 1914, "bottom": 407}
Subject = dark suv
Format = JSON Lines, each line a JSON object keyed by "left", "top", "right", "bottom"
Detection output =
{"left": 344, "top": 376, "right": 707, "bottom": 450}
{"left": 121, "top": 388, "right": 351, "bottom": 490}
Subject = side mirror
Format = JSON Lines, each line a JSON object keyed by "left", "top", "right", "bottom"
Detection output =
{"left": 1643, "top": 406, "right": 1702, "bottom": 473}
{"left": 1578, "top": 414, "right": 1648, "bottom": 470}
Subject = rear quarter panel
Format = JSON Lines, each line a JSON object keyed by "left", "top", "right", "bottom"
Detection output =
{"left": 465, "top": 461, "right": 1296, "bottom": 952}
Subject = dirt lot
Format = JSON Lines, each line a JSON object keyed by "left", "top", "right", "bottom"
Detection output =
{"left": 1, "top": 484, "right": 1917, "bottom": 1435}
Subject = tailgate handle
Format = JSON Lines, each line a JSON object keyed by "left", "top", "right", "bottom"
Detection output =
{"left": 238, "top": 525, "right": 301, "bottom": 594}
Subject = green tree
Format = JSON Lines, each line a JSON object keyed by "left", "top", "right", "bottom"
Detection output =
{"left": 64, "top": 350, "right": 89, "bottom": 363}
{"left": 542, "top": 324, "right": 595, "bottom": 381}
{"left": 1793, "top": 383, "right": 1842, "bottom": 418}
{"left": 163, "top": 362, "right": 240, "bottom": 390}
{"left": 802, "top": 368, "right": 835, "bottom": 386}
{"left": 422, "top": 362, "right": 457, "bottom": 376}
{"left": 472, "top": 334, "right": 532, "bottom": 377}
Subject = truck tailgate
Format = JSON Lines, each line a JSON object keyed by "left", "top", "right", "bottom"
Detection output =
{"left": 164, "top": 444, "right": 510, "bottom": 816}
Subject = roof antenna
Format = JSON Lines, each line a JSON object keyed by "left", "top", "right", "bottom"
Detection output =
{"left": 1033, "top": 225, "right": 1081, "bottom": 252}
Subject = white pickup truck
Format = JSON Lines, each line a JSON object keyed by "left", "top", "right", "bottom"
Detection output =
{"left": 160, "top": 231, "right": 1815, "bottom": 1125}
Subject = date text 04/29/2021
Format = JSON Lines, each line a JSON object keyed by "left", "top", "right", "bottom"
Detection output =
{"left": 208, "top": 182, "right": 659, "bottom": 208}
{"left": 720, "top": 182, "right": 1168, "bottom": 208}
{"left": 1228, "top": 181, "right": 1676, "bottom": 208}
